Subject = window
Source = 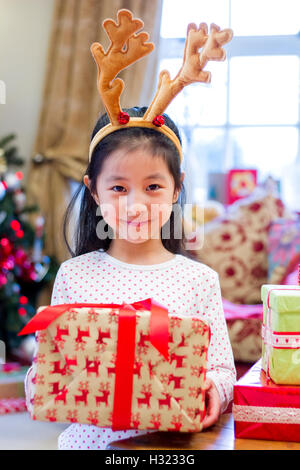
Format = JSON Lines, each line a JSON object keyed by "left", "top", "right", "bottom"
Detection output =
{"left": 159, "top": 0, "right": 300, "bottom": 205}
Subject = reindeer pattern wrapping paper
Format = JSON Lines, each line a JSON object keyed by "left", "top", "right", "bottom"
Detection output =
{"left": 23, "top": 301, "right": 210, "bottom": 432}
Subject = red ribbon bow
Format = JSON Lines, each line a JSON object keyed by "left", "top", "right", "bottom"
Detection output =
{"left": 19, "top": 298, "right": 169, "bottom": 430}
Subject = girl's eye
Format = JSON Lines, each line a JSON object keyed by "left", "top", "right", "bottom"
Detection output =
{"left": 112, "top": 186, "right": 126, "bottom": 192}
{"left": 111, "top": 184, "right": 161, "bottom": 192}
{"left": 147, "top": 184, "right": 161, "bottom": 191}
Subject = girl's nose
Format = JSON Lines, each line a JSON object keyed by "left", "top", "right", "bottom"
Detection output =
{"left": 118, "top": 191, "right": 149, "bottom": 220}
{"left": 127, "top": 202, "right": 148, "bottom": 219}
{"left": 126, "top": 190, "right": 147, "bottom": 210}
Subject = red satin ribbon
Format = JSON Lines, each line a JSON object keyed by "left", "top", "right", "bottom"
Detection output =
{"left": 18, "top": 298, "right": 169, "bottom": 430}
{"left": 18, "top": 298, "right": 169, "bottom": 360}
{"left": 112, "top": 300, "right": 169, "bottom": 430}
{"left": 112, "top": 303, "right": 137, "bottom": 430}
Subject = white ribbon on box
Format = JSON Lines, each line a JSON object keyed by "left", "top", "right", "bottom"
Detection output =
{"left": 262, "top": 324, "right": 300, "bottom": 349}
{"left": 233, "top": 404, "right": 300, "bottom": 424}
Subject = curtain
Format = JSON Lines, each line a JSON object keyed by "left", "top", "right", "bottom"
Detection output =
{"left": 26, "top": 0, "right": 163, "bottom": 267}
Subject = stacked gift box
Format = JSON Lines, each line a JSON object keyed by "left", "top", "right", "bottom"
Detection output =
{"left": 0, "top": 363, "right": 28, "bottom": 415}
{"left": 0, "top": 363, "right": 28, "bottom": 399}
{"left": 233, "top": 276, "right": 300, "bottom": 442}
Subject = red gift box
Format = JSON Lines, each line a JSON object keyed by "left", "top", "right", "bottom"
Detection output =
{"left": 227, "top": 169, "right": 257, "bottom": 204}
{"left": 0, "top": 398, "right": 27, "bottom": 415}
{"left": 233, "top": 360, "right": 300, "bottom": 442}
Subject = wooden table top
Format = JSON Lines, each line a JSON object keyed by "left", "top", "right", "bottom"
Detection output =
{"left": 107, "top": 414, "right": 300, "bottom": 450}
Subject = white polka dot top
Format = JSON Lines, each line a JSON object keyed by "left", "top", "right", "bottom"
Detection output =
{"left": 51, "top": 250, "right": 236, "bottom": 409}
{"left": 25, "top": 249, "right": 236, "bottom": 449}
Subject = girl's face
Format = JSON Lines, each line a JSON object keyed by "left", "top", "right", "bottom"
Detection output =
{"left": 84, "top": 147, "right": 184, "bottom": 244}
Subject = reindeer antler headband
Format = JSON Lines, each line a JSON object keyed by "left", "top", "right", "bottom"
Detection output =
{"left": 89, "top": 9, "right": 233, "bottom": 163}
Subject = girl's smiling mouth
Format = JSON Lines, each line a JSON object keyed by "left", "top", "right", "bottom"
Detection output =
{"left": 122, "top": 220, "right": 149, "bottom": 226}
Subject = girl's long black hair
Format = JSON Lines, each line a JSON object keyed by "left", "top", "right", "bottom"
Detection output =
{"left": 63, "top": 106, "right": 196, "bottom": 260}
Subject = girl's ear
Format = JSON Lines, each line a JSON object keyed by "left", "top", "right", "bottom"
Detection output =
{"left": 83, "top": 175, "right": 100, "bottom": 205}
{"left": 173, "top": 171, "right": 185, "bottom": 203}
{"left": 83, "top": 175, "right": 90, "bottom": 190}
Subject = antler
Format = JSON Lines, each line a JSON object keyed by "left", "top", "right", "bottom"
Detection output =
{"left": 91, "top": 9, "right": 154, "bottom": 125}
{"left": 144, "top": 23, "right": 233, "bottom": 122}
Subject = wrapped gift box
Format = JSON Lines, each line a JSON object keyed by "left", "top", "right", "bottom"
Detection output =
{"left": 261, "top": 285, "right": 300, "bottom": 384}
{"left": 226, "top": 169, "right": 257, "bottom": 204}
{"left": 0, "top": 398, "right": 27, "bottom": 415}
{"left": 0, "top": 363, "right": 28, "bottom": 398}
{"left": 233, "top": 360, "right": 300, "bottom": 442}
{"left": 19, "top": 299, "right": 210, "bottom": 432}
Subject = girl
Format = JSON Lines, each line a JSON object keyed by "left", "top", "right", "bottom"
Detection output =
{"left": 25, "top": 106, "right": 236, "bottom": 450}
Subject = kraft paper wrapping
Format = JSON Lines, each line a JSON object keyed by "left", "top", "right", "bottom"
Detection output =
{"left": 25, "top": 304, "right": 210, "bottom": 432}
{"left": 261, "top": 285, "right": 300, "bottom": 384}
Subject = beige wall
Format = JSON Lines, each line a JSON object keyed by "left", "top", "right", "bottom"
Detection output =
{"left": 0, "top": 0, "right": 55, "bottom": 177}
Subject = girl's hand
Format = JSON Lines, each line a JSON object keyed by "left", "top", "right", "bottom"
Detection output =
{"left": 201, "top": 378, "right": 222, "bottom": 429}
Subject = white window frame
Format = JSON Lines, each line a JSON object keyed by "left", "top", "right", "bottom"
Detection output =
{"left": 158, "top": 31, "right": 300, "bottom": 200}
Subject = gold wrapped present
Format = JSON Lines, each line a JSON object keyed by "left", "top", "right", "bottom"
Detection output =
{"left": 19, "top": 299, "right": 210, "bottom": 432}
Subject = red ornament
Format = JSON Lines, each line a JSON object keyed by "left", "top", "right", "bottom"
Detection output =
{"left": 10, "top": 220, "right": 21, "bottom": 231}
{"left": 2, "top": 259, "right": 14, "bottom": 270}
{"left": 29, "top": 271, "right": 38, "bottom": 281}
{"left": 18, "top": 307, "right": 27, "bottom": 317}
{"left": 0, "top": 238, "right": 12, "bottom": 256}
{"left": 19, "top": 296, "right": 28, "bottom": 305}
{"left": 16, "top": 230, "right": 24, "bottom": 239}
{"left": 152, "top": 115, "right": 165, "bottom": 127}
{"left": 14, "top": 249, "right": 27, "bottom": 265}
{"left": 0, "top": 238, "right": 9, "bottom": 247}
{"left": 118, "top": 112, "right": 130, "bottom": 125}
{"left": 0, "top": 275, "right": 7, "bottom": 287}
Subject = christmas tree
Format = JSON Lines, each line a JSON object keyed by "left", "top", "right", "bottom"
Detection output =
{"left": 0, "top": 134, "right": 59, "bottom": 360}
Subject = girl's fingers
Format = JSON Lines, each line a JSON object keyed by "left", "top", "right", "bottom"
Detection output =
{"left": 203, "top": 378, "right": 213, "bottom": 391}
{"left": 201, "top": 380, "right": 222, "bottom": 429}
{"left": 202, "top": 399, "right": 219, "bottom": 428}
